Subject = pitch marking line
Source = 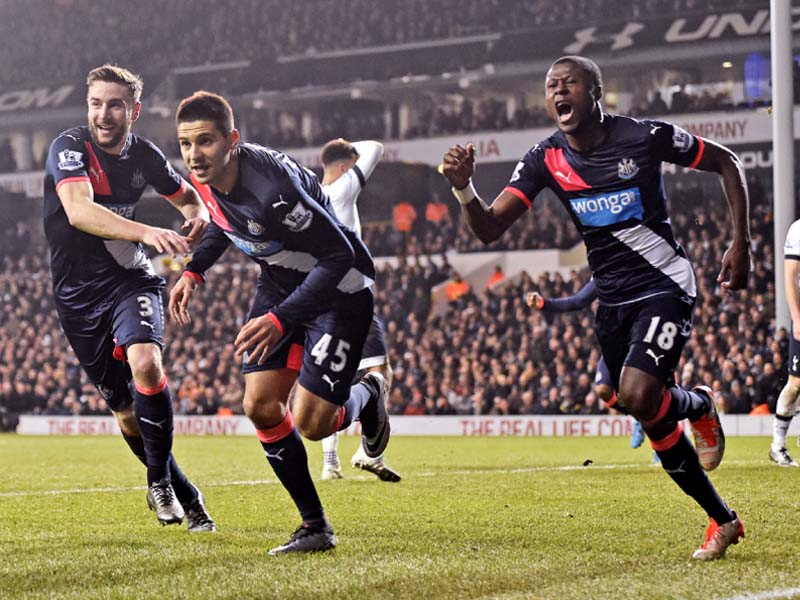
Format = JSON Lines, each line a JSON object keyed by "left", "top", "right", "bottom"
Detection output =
{"left": 0, "top": 459, "right": 762, "bottom": 499}
{"left": 718, "top": 587, "right": 800, "bottom": 600}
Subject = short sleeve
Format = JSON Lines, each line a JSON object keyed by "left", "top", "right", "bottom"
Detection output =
{"left": 143, "top": 141, "right": 183, "bottom": 198}
{"left": 785, "top": 220, "right": 800, "bottom": 260}
{"left": 48, "top": 133, "right": 90, "bottom": 191}
{"left": 503, "top": 145, "right": 547, "bottom": 209}
{"left": 646, "top": 120, "right": 704, "bottom": 169}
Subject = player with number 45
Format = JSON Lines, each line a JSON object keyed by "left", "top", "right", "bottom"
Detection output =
{"left": 169, "top": 91, "right": 391, "bottom": 555}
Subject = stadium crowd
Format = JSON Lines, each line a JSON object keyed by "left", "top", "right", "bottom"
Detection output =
{"left": 0, "top": 177, "right": 784, "bottom": 428}
{"left": 0, "top": 0, "right": 762, "bottom": 88}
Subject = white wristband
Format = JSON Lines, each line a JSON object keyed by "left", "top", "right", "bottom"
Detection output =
{"left": 451, "top": 180, "right": 477, "bottom": 206}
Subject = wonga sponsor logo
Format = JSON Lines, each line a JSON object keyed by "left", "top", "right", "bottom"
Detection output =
{"left": 569, "top": 187, "right": 643, "bottom": 227}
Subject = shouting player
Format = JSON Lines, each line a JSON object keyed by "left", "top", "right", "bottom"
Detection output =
{"left": 170, "top": 92, "right": 391, "bottom": 554}
{"left": 318, "top": 138, "right": 401, "bottom": 483}
{"left": 443, "top": 56, "right": 749, "bottom": 560}
{"left": 43, "top": 65, "right": 215, "bottom": 531}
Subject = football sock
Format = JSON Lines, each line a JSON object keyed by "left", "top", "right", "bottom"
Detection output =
{"left": 651, "top": 425, "right": 734, "bottom": 524}
{"left": 257, "top": 411, "right": 326, "bottom": 524}
{"left": 120, "top": 430, "right": 196, "bottom": 503}
{"left": 645, "top": 387, "right": 709, "bottom": 427}
{"left": 772, "top": 381, "right": 800, "bottom": 450}
{"left": 133, "top": 376, "right": 174, "bottom": 486}
{"left": 772, "top": 415, "right": 793, "bottom": 451}
{"left": 335, "top": 380, "right": 374, "bottom": 431}
{"left": 321, "top": 433, "right": 340, "bottom": 467}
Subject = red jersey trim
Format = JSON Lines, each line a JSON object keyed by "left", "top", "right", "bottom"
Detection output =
{"left": 189, "top": 173, "right": 232, "bottom": 232}
{"left": 266, "top": 312, "right": 284, "bottom": 336}
{"left": 503, "top": 186, "right": 532, "bottom": 209}
{"left": 83, "top": 142, "right": 112, "bottom": 196}
{"left": 55, "top": 176, "right": 91, "bottom": 192}
{"left": 182, "top": 271, "right": 204, "bottom": 284}
{"left": 544, "top": 147, "right": 591, "bottom": 192}
{"left": 161, "top": 179, "right": 187, "bottom": 201}
{"left": 688, "top": 137, "right": 706, "bottom": 169}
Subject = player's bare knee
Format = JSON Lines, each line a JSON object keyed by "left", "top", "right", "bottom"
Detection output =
{"left": 243, "top": 393, "right": 285, "bottom": 428}
{"left": 295, "top": 418, "right": 327, "bottom": 441}
{"left": 126, "top": 344, "right": 164, "bottom": 388}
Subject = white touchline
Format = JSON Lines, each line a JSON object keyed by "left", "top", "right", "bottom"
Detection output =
{"left": 717, "top": 587, "right": 800, "bottom": 600}
{"left": 0, "top": 459, "right": 763, "bottom": 499}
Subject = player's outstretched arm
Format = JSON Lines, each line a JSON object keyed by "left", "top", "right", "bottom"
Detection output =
{"left": 169, "top": 273, "right": 199, "bottom": 327}
{"left": 442, "top": 143, "right": 526, "bottom": 244}
{"left": 164, "top": 182, "right": 210, "bottom": 248}
{"left": 692, "top": 139, "right": 750, "bottom": 291}
{"left": 58, "top": 180, "right": 191, "bottom": 255}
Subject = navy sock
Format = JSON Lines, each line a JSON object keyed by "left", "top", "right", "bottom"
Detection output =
{"left": 258, "top": 413, "right": 326, "bottom": 525}
{"left": 664, "top": 386, "right": 710, "bottom": 422}
{"left": 133, "top": 378, "right": 174, "bottom": 486}
{"left": 167, "top": 456, "right": 197, "bottom": 504}
{"left": 654, "top": 428, "right": 734, "bottom": 524}
{"left": 121, "top": 430, "right": 195, "bottom": 503}
{"left": 121, "top": 430, "right": 147, "bottom": 465}
{"left": 338, "top": 380, "right": 375, "bottom": 430}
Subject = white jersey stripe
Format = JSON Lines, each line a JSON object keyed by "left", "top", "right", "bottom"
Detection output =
{"left": 258, "top": 249, "right": 373, "bottom": 293}
{"left": 612, "top": 224, "right": 696, "bottom": 298}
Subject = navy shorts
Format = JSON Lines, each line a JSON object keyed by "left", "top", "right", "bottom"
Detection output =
{"left": 594, "top": 356, "right": 612, "bottom": 387}
{"left": 243, "top": 285, "right": 374, "bottom": 405}
{"left": 790, "top": 324, "right": 800, "bottom": 377}
{"left": 56, "top": 283, "right": 165, "bottom": 412}
{"left": 359, "top": 315, "right": 388, "bottom": 370}
{"left": 595, "top": 294, "right": 694, "bottom": 391}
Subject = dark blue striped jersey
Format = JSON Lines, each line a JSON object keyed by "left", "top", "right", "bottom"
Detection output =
{"left": 186, "top": 143, "right": 375, "bottom": 329}
{"left": 43, "top": 126, "right": 185, "bottom": 311}
{"left": 505, "top": 114, "right": 703, "bottom": 306}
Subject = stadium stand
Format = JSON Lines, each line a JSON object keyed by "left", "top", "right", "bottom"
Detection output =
{"left": 0, "top": 174, "right": 783, "bottom": 427}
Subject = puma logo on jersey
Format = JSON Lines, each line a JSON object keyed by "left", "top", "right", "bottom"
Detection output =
{"left": 650, "top": 125, "right": 661, "bottom": 135}
{"left": 793, "top": 356, "right": 799, "bottom": 372}
{"left": 272, "top": 196, "right": 288, "bottom": 208}
{"left": 140, "top": 320, "right": 155, "bottom": 332}
{"left": 89, "top": 165, "right": 103, "bottom": 182}
{"left": 322, "top": 374, "right": 339, "bottom": 392}
{"left": 555, "top": 170, "right": 573, "bottom": 183}
{"left": 139, "top": 417, "right": 166, "bottom": 430}
{"left": 646, "top": 349, "right": 664, "bottom": 366}
{"left": 265, "top": 448, "right": 285, "bottom": 462}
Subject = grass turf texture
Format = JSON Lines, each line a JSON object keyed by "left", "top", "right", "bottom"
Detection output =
{"left": 1, "top": 435, "right": 798, "bottom": 599}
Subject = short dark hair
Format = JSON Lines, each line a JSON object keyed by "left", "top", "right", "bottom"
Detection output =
{"left": 320, "top": 139, "right": 359, "bottom": 167}
{"left": 551, "top": 55, "right": 603, "bottom": 91}
{"left": 86, "top": 64, "right": 143, "bottom": 103}
{"left": 175, "top": 91, "right": 235, "bottom": 135}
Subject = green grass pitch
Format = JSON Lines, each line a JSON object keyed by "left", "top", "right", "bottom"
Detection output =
{"left": 1, "top": 434, "right": 799, "bottom": 599}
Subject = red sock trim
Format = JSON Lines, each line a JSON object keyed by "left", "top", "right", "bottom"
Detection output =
{"left": 643, "top": 389, "right": 671, "bottom": 427}
{"left": 333, "top": 406, "right": 345, "bottom": 432}
{"left": 604, "top": 391, "right": 618, "bottom": 409}
{"left": 649, "top": 423, "right": 684, "bottom": 451}
{"left": 135, "top": 375, "right": 168, "bottom": 396}
{"left": 256, "top": 411, "right": 295, "bottom": 443}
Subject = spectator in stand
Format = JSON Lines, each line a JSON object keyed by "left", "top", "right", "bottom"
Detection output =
{"left": 486, "top": 265, "right": 505, "bottom": 290}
